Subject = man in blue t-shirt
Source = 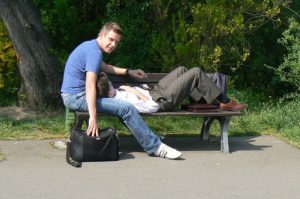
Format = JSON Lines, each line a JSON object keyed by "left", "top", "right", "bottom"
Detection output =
{"left": 61, "top": 22, "right": 182, "bottom": 160}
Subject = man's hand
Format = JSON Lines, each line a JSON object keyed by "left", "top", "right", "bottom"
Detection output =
{"left": 128, "top": 69, "right": 148, "bottom": 79}
{"left": 87, "top": 117, "right": 99, "bottom": 137}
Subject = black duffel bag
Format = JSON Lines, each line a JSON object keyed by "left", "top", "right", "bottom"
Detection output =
{"left": 66, "top": 127, "right": 119, "bottom": 167}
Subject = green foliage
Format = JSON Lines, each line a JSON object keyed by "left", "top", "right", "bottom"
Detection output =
{"left": 102, "top": 0, "right": 156, "bottom": 71}
{"left": 33, "top": 0, "right": 291, "bottom": 77}
{"left": 274, "top": 17, "right": 300, "bottom": 99}
{"left": 240, "top": 20, "right": 283, "bottom": 92}
{"left": 238, "top": 1, "right": 300, "bottom": 95}
{"left": 187, "top": 1, "right": 248, "bottom": 72}
{"left": 1, "top": 0, "right": 299, "bottom": 106}
{"left": 150, "top": 0, "right": 196, "bottom": 72}
{"left": 34, "top": 0, "right": 108, "bottom": 65}
{"left": 150, "top": 0, "right": 283, "bottom": 74}
{"left": 0, "top": 19, "right": 20, "bottom": 106}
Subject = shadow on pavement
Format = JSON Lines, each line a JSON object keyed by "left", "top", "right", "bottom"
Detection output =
{"left": 118, "top": 135, "right": 271, "bottom": 154}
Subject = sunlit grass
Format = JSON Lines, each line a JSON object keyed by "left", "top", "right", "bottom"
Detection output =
{"left": 0, "top": 111, "right": 67, "bottom": 140}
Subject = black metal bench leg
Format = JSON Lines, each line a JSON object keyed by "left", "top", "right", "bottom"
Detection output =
{"left": 217, "top": 116, "right": 231, "bottom": 154}
{"left": 200, "top": 116, "right": 215, "bottom": 140}
{"left": 74, "top": 114, "right": 88, "bottom": 129}
{"left": 65, "top": 108, "right": 75, "bottom": 131}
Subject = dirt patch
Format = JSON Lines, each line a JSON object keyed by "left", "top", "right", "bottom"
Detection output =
{"left": 0, "top": 150, "right": 6, "bottom": 162}
{"left": 0, "top": 106, "right": 37, "bottom": 120}
{"left": 49, "top": 140, "right": 67, "bottom": 149}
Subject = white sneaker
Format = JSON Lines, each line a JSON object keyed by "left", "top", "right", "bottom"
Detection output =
{"left": 154, "top": 143, "right": 182, "bottom": 159}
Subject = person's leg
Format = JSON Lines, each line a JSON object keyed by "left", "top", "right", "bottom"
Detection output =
{"left": 96, "top": 98, "right": 161, "bottom": 154}
{"left": 62, "top": 93, "right": 182, "bottom": 158}
{"left": 162, "top": 67, "right": 221, "bottom": 109}
{"left": 150, "top": 66, "right": 188, "bottom": 110}
{"left": 61, "top": 92, "right": 87, "bottom": 111}
{"left": 157, "top": 66, "right": 187, "bottom": 89}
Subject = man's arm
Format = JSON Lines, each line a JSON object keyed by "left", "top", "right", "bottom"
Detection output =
{"left": 86, "top": 71, "right": 99, "bottom": 136}
{"left": 101, "top": 62, "right": 147, "bottom": 78}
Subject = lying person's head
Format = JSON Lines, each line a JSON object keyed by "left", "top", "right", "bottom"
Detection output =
{"left": 96, "top": 72, "right": 115, "bottom": 98}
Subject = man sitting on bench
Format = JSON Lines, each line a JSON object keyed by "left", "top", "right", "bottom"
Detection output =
{"left": 61, "top": 22, "right": 182, "bottom": 160}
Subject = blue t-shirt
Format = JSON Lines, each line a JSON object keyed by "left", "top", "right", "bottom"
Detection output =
{"left": 61, "top": 39, "right": 102, "bottom": 94}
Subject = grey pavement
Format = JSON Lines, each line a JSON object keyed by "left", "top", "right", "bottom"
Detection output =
{"left": 0, "top": 135, "right": 300, "bottom": 199}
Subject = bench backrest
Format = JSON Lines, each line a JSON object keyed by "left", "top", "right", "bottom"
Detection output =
{"left": 108, "top": 73, "right": 167, "bottom": 87}
{"left": 108, "top": 72, "right": 229, "bottom": 94}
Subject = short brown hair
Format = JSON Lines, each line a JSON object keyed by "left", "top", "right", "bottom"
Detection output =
{"left": 96, "top": 72, "right": 110, "bottom": 98}
{"left": 99, "top": 22, "right": 122, "bottom": 36}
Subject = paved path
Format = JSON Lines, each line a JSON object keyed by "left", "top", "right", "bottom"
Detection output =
{"left": 0, "top": 135, "right": 300, "bottom": 199}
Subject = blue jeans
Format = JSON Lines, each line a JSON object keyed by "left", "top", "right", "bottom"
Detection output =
{"left": 61, "top": 92, "right": 161, "bottom": 154}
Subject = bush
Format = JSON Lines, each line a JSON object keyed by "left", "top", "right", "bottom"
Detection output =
{"left": 0, "top": 19, "right": 20, "bottom": 106}
{"left": 273, "top": 17, "right": 300, "bottom": 99}
{"left": 102, "top": 0, "right": 156, "bottom": 71}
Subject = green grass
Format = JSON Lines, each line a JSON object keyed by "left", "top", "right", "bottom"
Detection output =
{"left": 0, "top": 89, "right": 299, "bottom": 148}
{"left": 0, "top": 110, "right": 68, "bottom": 140}
{"left": 228, "top": 89, "right": 300, "bottom": 148}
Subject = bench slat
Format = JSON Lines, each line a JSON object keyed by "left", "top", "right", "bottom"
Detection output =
{"left": 75, "top": 110, "right": 243, "bottom": 117}
{"left": 108, "top": 73, "right": 167, "bottom": 84}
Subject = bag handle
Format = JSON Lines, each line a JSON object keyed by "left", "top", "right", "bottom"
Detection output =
{"left": 66, "top": 141, "right": 82, "bottom": 168}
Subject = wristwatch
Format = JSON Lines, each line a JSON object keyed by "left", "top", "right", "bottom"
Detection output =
{"left": 125, "top": 68, "right": 131, "bottom": 75}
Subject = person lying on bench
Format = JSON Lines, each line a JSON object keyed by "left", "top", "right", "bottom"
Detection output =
{"left": 97, "top": 72, "right": 159, "bottom": 113}
{"left": 96, "top": 66, "right": 248, "bottom": 112}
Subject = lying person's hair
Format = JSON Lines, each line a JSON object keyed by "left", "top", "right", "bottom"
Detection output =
{"left": 96, "top": 72, "right": 110, "bottom": 98}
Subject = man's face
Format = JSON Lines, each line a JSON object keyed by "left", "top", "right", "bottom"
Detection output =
{"left": 99, "top": 30, "right": 121, "bottom": 53}
{"left": 108, "top": 82, "right": 116, "bottom": 98}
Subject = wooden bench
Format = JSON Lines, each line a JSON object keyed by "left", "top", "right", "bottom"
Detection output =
{"left": 66, "top": 73, "right": 244, "bottom": 153}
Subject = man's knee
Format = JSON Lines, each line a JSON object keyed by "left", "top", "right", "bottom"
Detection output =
{"left": 190, "top": 67, "right": 203, "bottom": 74}
{"left": 118, "top": 101, "right": 138, "bottom": 115}
{"left": 176, "top": 65, "right": 188, "bottom": 73}
{"left": 99, "top": 98, "right": 138, "bottom": 117}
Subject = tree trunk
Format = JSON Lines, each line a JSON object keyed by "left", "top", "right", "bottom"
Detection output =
{"left": 0, "top": 0, "right": 62, "bottom": 109}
